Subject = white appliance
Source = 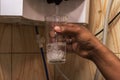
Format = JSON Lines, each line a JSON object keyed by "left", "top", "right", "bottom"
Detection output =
{"left": 0, "top": 0, "right": 90, "bottom": 24}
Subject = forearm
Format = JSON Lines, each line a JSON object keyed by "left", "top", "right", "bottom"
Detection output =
{"left": 89, "top": 38, "right": 120, "bottom": 80}
{"left": 54, "top": 24, "right": 120, "bottom": 79}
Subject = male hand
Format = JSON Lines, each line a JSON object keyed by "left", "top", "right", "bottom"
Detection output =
{"left": 53, "top": 24, "right": 101, "bottom": 58}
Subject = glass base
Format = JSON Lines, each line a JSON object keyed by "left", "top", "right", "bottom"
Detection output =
{"left": 46, "top": 42, "right": 66, "bottom": 64}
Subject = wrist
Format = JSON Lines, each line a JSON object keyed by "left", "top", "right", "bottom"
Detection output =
{"left": 86, "top": 36, "right": 105, "bottom": 60}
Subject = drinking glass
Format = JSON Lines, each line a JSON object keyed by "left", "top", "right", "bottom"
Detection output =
{"left": 45, "top": 16, "right": 67, "bottom": 64}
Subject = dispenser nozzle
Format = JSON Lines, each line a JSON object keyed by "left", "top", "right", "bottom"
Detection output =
{"left": 54, "top": 0, "right": 63, "bottom": 5}
{"left": 47, "top": 0, "right": 54, "bottom": 4}
{"left": 47, "top": 0, "right": 64, "bottom": 5}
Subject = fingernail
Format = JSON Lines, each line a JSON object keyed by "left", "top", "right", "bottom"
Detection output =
{"left": 54, "top": 26, "right": 61, "bottom": 32}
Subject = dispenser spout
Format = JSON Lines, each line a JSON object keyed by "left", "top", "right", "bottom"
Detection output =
{"left": 47, "top": 0, "right": 63, "bottom": 5}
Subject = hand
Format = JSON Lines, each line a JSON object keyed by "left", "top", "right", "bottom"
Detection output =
{"left": 51, "top": 24, "right": 120, "bottom": 80}
{"left": 53, "top": 24, "right": 101, "bottom": 59}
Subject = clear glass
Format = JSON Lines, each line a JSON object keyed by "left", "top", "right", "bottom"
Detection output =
{"left": 45, "top": 16, "right": 67, "bottom": 64}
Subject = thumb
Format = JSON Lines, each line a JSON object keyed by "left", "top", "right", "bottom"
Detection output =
{"left": 54, "top": 26, "right": 62, "bottom": 32}
{"left": 54, "top": 24, "right": 82, "bottom": 33}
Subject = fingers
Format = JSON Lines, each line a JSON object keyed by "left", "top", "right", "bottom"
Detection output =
{"left": 65, "top": 36, "right": 76, "bottom": 44}
{"left": 66, "top": 42, "right": 78, "bottom": 53}
{"left": 54, "top": 24, "right": 82, "bottom": 34}
{"left": 50, "top": 30, "right": 56, "bottom": 38}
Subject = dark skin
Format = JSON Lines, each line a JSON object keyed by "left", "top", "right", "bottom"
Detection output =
{"left": 52, "top": 24, "right": 120, "bottom": 80}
